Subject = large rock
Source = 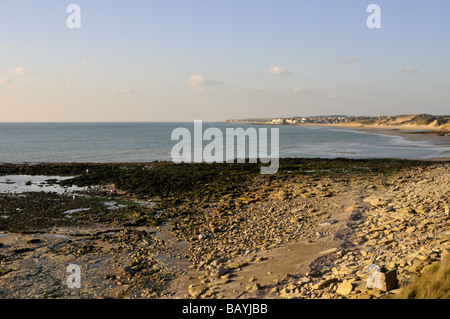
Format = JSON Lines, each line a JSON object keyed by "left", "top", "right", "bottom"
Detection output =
{"left": 209, "top": 266, "right": 230, "bottom": 277}
{"left": 188, "top": 284, "right": 206, "bottom": 298}
{"left": 380, "top": 268, "right": 398, "bottom": 291}
{"left": 367, "top": 266, "right": 398, "bottom": 292}
{"left": 245, "top": 283, "right": 261, "bottom": 292}
{"left": 319, "top": 219, "right": 338, "bottom": 227}
{"left": 228, "top": 261, "right": 248, "bottom": 270}
{"left": 278, "top": 291, "right": 303, "bottom": 299}
{"left": 313, "top": 278, "right": 338, "bottom": 290}
{"left": 365, "top": 197, "right": 387, "bottom": 207}
{"left": 270, "top": 190, "right": 287, "bottom": 201}
{"left": 336, "top": 280, "right": 354, "bottom": 296}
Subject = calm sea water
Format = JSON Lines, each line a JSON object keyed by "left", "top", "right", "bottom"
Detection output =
{"left": 0, "top": 122, "right": 446, "bottom": 163}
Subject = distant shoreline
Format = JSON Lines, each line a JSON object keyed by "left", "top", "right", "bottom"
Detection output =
{"left": 223, "top": 121, "right": 450, "bottom": 161}
{"left": 299, "top": 123, "right": 450, "bottom": 160}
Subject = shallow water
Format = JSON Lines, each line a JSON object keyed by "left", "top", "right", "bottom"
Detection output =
{"left": 0, "top": 175, "right": 89, "bottom": 194}
{"left": 63, "top": 208, "right": 91, "bottom": 215}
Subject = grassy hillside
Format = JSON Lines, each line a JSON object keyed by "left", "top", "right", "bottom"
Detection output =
{"left": 403, "top": 114, "right": 450, "bottom": 126}
{"left": 352, "top": 114, "right": 450, "bottom": 131}
{"left": 394, "top": 252, "right": 450, "bottom": 299}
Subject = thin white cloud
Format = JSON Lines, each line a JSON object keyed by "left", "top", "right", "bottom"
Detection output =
{"left": 187, "top": 74, "right": 223, "bottom": 93}
{"left": 60, "top": 81, "right": 72, "bottom": 87}
{"left": 0, "top": 78, "right": 11, "bottom": 85}
{"left": 73, "top": 62, "right": 88, "bottom": 68}
{"left": 282, "top": 86, "right": 313, "bottom": 94}
{"left": 343, "top": 56, "right": 360, "bottom": 62}
{"left": 327, "top": 93, "right": 340, "bottom": 99}
{"left": 0, "top": 77, "right": 14, "bottom": 90}
{"left": 402, "top": 67, "right": 418, "bottom": 74}
{"left": 265, "top": 66, "right": 289, "bottom": 75}
{"left": 187, "top": 74, "right": 223, "bottom": 86}
{"left": 11, "top": 67, "right": 33, "bottom": 75}
{"left": 119, "top": 87, "right": 134, "bottom": 94}
{"left": 292, "top": 86, "right": 313, "bottom": 94}
{"left": 109, "top": 87, "right": 135, "bottom": 94}
{"left": 188, "top": 74, "right": 205, "bottom": 86}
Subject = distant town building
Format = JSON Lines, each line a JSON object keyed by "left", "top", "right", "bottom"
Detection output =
{"left": 271, "top": 118, "right": 286, "bottom": 124}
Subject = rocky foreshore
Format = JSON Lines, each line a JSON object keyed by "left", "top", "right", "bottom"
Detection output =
{"left": 0, "top": 159, "right": 449, "bottom": 299}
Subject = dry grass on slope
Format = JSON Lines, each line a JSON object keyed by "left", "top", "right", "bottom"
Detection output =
{"left": 394, "top": 252, "right": 450, "bottom": 299}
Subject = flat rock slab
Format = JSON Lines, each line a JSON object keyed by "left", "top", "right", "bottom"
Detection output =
{"left": 319, "top": 219, "right": 339, "bottom": 227}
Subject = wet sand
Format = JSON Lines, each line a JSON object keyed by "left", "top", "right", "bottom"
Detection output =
{"left": 298, "top": 123, "right": 450, "bottom": 161}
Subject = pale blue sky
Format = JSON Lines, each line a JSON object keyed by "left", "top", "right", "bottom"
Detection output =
{"left": 0, "top": 1, "right": 449, "bottom": 121}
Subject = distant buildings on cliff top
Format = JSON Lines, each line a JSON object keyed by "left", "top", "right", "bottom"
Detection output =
{"left": 226, "top": 115, "right": 396, "bottom": 125}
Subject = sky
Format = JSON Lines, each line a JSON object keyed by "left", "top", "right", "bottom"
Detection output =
{"left": 0, "top": 0, "right": 449, "bottom": 122}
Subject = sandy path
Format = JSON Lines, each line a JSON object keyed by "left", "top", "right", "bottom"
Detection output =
{"left": 162, "top": 189, "right": 367, "bottom": 299}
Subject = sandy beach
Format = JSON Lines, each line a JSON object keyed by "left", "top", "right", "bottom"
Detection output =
{"left": 295, "top": 123, "right": 450, "bottom": 161}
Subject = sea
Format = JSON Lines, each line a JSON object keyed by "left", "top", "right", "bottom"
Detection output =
{"left": 0, "top": 122, "right": 448, "bottom": 164}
